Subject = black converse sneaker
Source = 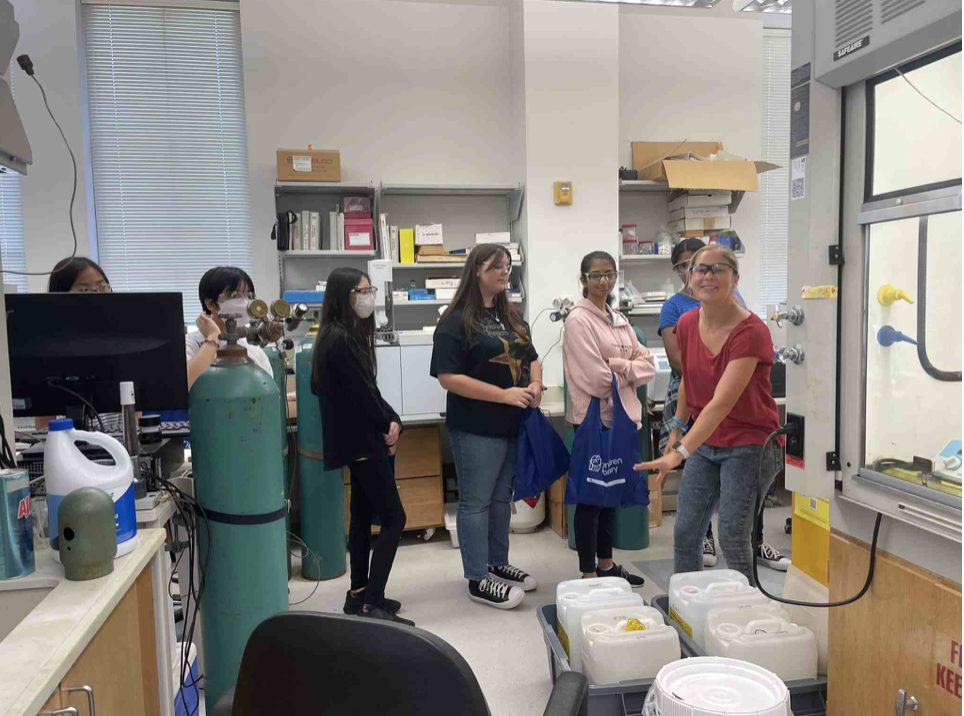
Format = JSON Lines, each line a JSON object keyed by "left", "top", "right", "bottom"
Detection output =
{"left": 596, "top": 563, "right": 645, "bottom": 588}
{"left": 703, "top": 535, "right": 718, "bottom": 567}
{"left": 757, "top": 541, "right": 791, "bottom": 571}
{"left": 488, "top": 564, "right": 538, "bottom": 592}
{"left": 469, "top": 577, "right": 524, "bottom": 610}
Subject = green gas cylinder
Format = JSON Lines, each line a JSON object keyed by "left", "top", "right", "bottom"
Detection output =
{"left": 189, "top": 344, "right": 289, "bottom": 707}
{"left": 294, "top": 324, "right": 347, "bottom": 580}
{"left": 263, "top": 343, "right": 292, "bottom": 578}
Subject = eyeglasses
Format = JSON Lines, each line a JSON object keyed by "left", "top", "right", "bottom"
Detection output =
{"left": 352, "top": 286, "right": 379, "bottom": 296}
{"left": 584, "top": 271, "right": 618, "bottom": 284}
{"left": 218, "top": 289, "right": 256, "bottom": 302}
{"left": 672, "top": 261, "right": 691, "bottom": 275}
{"left": 71, "top": 283, "right": 111, "bottom": 294}
{"left": 484, "top": 262, "right": 512, "bottom": 275}
{"left": 691, "top": 263, "right": 737, "bottom": 277}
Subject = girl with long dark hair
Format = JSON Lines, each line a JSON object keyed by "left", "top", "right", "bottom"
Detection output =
{"left": 312, "top": 267, "right": 411, "bottom": 625}
{"left": 563, "top": 251, "right": 654, "bottom": 584}
{"left": 430, "top": 244, "right": 542, "bottom": 610}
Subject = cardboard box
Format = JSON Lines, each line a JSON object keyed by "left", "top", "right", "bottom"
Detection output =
{"left": 425, "top": 277, "right": 461, "bottom": 289}
{"left": 476, "top": 232, "right": 511, "bottom": 244}
{"left": 417, "top": 245, "right": 447, "bottom": 256}
{"left": 415, "top": 224, "right": 444, "bottom": 246}
{"left": 345, "top": 217, "right": 374, "bottom": 251}
{"left": 669, "top": 206, "right": 730, "bottom": 221}
{"left": 434, "top": 288, "right": 457, "bottom": 301}
{"left": 276, "top": 148, "right": 341, "bottom": 182}
{"left": 669, "top": 215, "right": 732, "bottom": 233}
{"left": 648, "top": 474, "right": 662, "bottom": 528}
{"left": 392, "top": 290, "right": 409, "bottom": 303}
{"left": 631, "top": 141, "right": 779, "bottom": 193}
{"left": 547, "top": 474, "right": 568, "bottom": 540}
{"left": 668, "top": 191, "right": 733, "bottom": 211}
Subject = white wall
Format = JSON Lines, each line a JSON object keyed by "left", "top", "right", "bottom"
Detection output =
{"left": 240, "top": 0, "right": 515, "bottom": 302}
{"left": 619, "top": 13, "right": 763, "bottom": 315}
{"left": 521, "top": 0, "right": 620, "bottom": 386}
{"left": 9, "top": 0, "right": 90, "bottom": 293}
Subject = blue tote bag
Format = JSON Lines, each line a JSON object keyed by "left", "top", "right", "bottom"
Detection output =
{"left": 566, "top": 376, "right": 648, "bottom": 508}
{"left": 515, "top": 408, "right": 570, "bottom": 501}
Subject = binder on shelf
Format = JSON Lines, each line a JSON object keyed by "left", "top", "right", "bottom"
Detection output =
{"left": 309, "top": 212, "right": 321, "bottom": 251}
{"left": 390, "top": 226, "right": 399, "bottom": 263}
{"left": 301, "top": 210, "right": 310, "bottom": 251}
{"left": 337, "top": 212, "right": 346, "bottom": 251}
{"left": 329, "top": 211, "right": 338, "bottom": 251}
{"left": 379, "top": 214, "right": 390, "bottom": 259}
{"left": 399, "top": 228, "right": 415, "bottom": 264}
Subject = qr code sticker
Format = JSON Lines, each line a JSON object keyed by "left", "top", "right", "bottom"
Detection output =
{"left": 809, "top": 497, "right": 818, "bottom": 511}
{"left": 792, "top": 178, "right": 806, "bottom": 200}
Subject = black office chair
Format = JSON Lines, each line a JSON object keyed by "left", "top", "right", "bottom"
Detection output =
{"left": 210, "top": 611, "right": 588, "bottom": 716}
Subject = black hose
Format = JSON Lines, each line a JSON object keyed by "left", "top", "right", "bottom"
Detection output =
{"left": 917, "top": 216, "right": 961, "bottom": 382}
{"left": 752, "top": 426, "right": 883, "bottom": 608}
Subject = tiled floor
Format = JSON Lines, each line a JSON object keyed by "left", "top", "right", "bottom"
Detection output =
{"left": 273, "top": 499, "right": 794, "bottom": 716}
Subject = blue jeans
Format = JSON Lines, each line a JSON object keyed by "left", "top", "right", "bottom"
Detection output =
{"left": 450, "top": 429, "right": 517, "bottom": 581}
{"left": 674, "top": 443, "right": 782, "bottom": 583}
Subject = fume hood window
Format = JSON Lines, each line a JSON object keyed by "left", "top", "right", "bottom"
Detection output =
{"left": 864, "top": 211, "right": 962, "bottom": 500}
{"left": 866, "top": 43, "right": 962, "bottom": 201}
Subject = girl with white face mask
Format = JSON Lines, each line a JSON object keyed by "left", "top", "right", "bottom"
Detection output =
{"left": 311, "top": 267, "right": 410, "bottom": 625}
{"left": 186, "top": 266, "right": 273, "bottom": 390}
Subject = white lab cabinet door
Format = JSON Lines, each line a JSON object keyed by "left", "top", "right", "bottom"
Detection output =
{"left": 375, "top": 345, "right": 403, "bottom": 416}
{"left": 400, "top": 344, "right": 447, "bottom": 416}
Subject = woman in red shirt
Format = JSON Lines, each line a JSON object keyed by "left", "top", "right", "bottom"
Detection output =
{"left": 635, "top": 246, "right": 783, "bottom": 581}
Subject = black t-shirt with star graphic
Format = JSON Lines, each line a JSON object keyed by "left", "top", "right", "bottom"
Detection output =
{"left": 430, "top": 306, "right": 539, "bottom": 437}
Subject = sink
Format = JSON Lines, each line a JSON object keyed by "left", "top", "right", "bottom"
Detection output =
{"left": 0, "top": 580, "right": 58, "bottom": 643}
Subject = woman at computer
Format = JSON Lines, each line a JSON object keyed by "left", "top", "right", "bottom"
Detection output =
{"left": 311, "top": 267, "right": 410, "bottom": 626}
{"left": 48, "top": 257, "right": 111, "bottom": 293}
{"left": 186, "top": 266, "right": 272, "bottom": 390}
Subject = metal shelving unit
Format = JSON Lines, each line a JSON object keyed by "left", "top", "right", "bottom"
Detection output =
{"left": 380, "top": 183, "right": 525, "bottom": 224}
{"left": 396, "top": 296, "right": 523, "bottom": 307}
{"left": 283, "top": 250, "right": 376, "bottom": 258}
{"left": 618, "top": 180, "right": 672, "bottom": 193}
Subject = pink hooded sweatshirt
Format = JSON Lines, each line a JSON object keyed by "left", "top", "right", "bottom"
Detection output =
{"left": 563, "top": 299, "right": 656, "bottom": 429}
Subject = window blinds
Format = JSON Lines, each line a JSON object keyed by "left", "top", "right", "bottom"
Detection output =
{"left": 757, "top": 28, "right": 791, "bottom": 314}
{"left": 83, "top": 3, "right": 254, "bottom": 321}
{"left": 0, "top": 69, "right": 28, "bottom": 294}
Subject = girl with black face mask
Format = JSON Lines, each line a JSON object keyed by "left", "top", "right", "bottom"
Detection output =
{"left": 311, "top": 267, "right": 411, "bottom": 625}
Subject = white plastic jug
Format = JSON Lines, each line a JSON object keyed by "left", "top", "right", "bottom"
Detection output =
{"left": 668, "top": 570, "right": 771, "bottom": 648}
{"left": 642, "top": 657, "right": 791, "bottom": 716}
{"left": 555, "top": 576, "right": 632, "bottom": 608}
{"left": 581, "top": 606, "right": 681, "bottom": 685}
{"left": 557, "top": 586, "right": 643, "bottom": 673}
{"left": 44, "top": 418, "right": 137, "bottom": 562}
{"left": 704, "top": 604, "right": 818, "bottom": 682}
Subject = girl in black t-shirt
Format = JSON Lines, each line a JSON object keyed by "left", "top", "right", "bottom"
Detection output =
{"left": 312, "top": 267, "right": 412, "bottom": 625}
{"left": 430, "top": 244, "right": 543, "bottom": 610}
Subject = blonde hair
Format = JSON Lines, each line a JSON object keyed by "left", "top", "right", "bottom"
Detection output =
{"left": 689, "top": 244, "right": 740, "bottom": 275}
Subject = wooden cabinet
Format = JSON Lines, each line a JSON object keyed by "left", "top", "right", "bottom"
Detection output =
{"left": 37, "top": 689, "right": 62, "bottom": 713}
{"left": 344, "top": 426, "right": 444, "bottom": 535}
{"left": 48, "top": 566, "right": 160, "bottom": 716}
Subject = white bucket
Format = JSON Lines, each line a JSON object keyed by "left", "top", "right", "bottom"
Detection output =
{"left": 44, "top": 418, "right": 137, "bottom": 562}
{"left": 557, "top": 586, "right": 643, "bottom": 673}
{"left": 643, "top": 657, "right": 790, "bottom": 716}
{"left": 668, "top": 570, "right": 771, "bottom": 649}
{"left": 581, "top": 606, "right": 681, "bottom": 685}
{"left": 510, "top": 492, "right": 545, "bottom": 533}
{"left": 704, "top": 604, "right": 818, "bottom": 681}
{"left": 443, "top": 502, "right": 458, "bottom": 549}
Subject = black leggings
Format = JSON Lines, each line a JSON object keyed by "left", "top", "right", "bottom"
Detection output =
{"left": 347, "top": 457, "right": 407, "bottom": 605}
{"left": 574, "top": 503, "right": 615, "bottom": 574}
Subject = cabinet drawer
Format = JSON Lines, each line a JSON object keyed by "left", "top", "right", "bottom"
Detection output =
{"left": 343, "top": 475, "right": 443, "bottom": 534}
{"left": 394, "top": 426, "right": 441, "bottom": 479}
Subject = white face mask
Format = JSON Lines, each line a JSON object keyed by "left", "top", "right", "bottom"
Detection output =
{"left": 219, "top": 297, "right": 251, "bottom": 319}
{"left": 352, "top": 292, "right": 376, "bottom": 320}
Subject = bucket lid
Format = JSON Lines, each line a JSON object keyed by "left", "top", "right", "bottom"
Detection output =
{"left": 49, "top": 418, "right": 74, "bottom": 432}
{"left": 654, "top": 657, "right": 789, "bottom": 716}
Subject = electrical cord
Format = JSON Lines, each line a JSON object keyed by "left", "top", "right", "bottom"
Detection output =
{"left": 287, "top": 531, "right": 322, "bottom": 606}
{"left": 9, "top": 56, "right": 79, "bottom": 277}
{"left": 751, "top": 425, "right": 883, "bottom": 608}
{"left": 894, "top": 66, "right": 962, "bottom": 125}
{"left": 45, "top": 381, "right": 106, "bottom": 433}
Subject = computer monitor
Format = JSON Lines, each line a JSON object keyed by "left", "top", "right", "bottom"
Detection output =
{"left": 5, "top": 292, "right": 189, "bottom": 417}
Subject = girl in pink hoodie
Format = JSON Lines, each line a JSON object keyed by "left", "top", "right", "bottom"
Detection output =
{"left": 563, "top": 251, "right": 656, "bottom": 582}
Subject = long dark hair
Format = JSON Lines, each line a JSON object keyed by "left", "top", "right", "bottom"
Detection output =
{"left": 438, "top": 244, "right": 530, "bottom": 344}
{"left": 579, "top": 251, "right": 617, "bottom": 306}
{"left": 47, "top": 257, "right": 109, "bottom": 292}
{"left": 312, "top": 267, "right": 377, "bottom": 394}
{"left": 671, "top": 238, "right": 705, "bottom": 266}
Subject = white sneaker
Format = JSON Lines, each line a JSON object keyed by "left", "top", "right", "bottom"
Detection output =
{"left": 702, "top": 536, "right": 718, "bottom": 567}
{"left": 488, "top": 563, "right": 538, "bottom": 592}
{"left": 469, "top": 577, "right": 524, "bottom": 609}
{"left": 758, "top": 541, "right": 791, "bottom": 571}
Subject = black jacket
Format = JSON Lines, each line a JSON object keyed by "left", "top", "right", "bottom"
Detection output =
{"left": 313, "top": 327, "right": 401, "bottom": 470}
